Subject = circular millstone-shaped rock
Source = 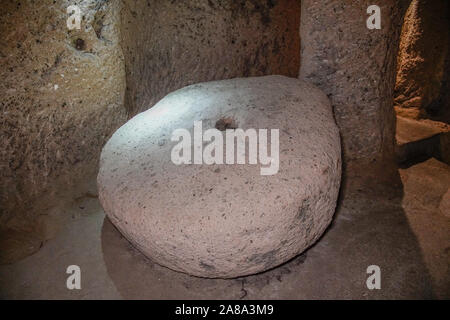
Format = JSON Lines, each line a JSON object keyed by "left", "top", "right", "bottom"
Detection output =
{"left": 98, "top": 75, "right": 341, "bottom": 278}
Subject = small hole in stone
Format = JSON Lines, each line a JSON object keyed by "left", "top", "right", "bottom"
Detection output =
{"left": 74, "top": 38, "right": 86, "bottom": 51}
{"left": 215, "top": 117, "right": 238, "bottom": 131}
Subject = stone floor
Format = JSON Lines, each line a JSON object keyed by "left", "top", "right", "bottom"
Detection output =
{"left": 0, "top": 154, "right": 449, "bottom": 299}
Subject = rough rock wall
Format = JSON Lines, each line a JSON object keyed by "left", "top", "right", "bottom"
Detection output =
{"left": 121, "top": 0, "right": 301, "bottom": 116}
{"left": 300, "top": 0, "right": 410, "bottom": 162}
{"left": 394, "top": 0, "right": 449, "bottom": 119}
{"left": 0, "top": 0, "right": 126, "bottom": 231}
